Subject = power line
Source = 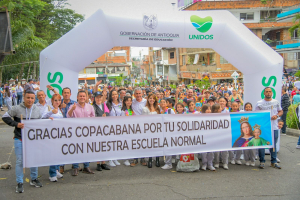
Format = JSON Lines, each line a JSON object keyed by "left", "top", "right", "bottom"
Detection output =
{"left": 0, "top": 61, "right": 38, "bottom": 68}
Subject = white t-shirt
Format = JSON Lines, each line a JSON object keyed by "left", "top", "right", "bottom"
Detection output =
{"left": 132, "top": 98, "right": 147, "bottom": 115}
{"left": 109, "top": 102, "right": 122, "bottom": 116}
{"left": 255, "top": 99, "right": 282, "bottom": 130}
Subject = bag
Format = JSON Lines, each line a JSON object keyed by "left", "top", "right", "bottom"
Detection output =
{"left": 176, "top": 153, "right": 200, "bottom": 172}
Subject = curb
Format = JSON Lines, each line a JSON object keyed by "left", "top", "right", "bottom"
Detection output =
{"left": 286, "top": 128, "right": 300, "bottom": 137}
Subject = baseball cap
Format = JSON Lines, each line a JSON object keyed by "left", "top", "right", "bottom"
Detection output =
{"left": 94, "top": 91, "right": 103, "bottom": 97}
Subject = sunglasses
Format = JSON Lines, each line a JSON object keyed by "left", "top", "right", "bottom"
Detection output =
{"left": 195, "top": 103, "right": 201, "bottom": 107}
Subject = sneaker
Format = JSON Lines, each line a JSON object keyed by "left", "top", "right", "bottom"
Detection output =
{"left": 161, "top": 164, "right": 172, "bottom": 170}
{"left": 245, "top": 161, "right": 250, "bottom": 166}
{"left": 56, "top": 170, "right": 63, "bottom": 178}
{"left": 30, "top": 179, "right": 43, "bottom": 187}
{"left": 255, "top": 155, "right": 258, "bottom": 160}
{"left": 214, "top": 164, "right": 219, "bottom": 168}
{"left": 108, "top": 160, "right": 116, "bottom": 167}
{"left": 259, "top": 163, "right": 265, "bottom": 169}
{"left": 208, "top": 165, "right": 216, "bottom": 171}
{"left": 250, "top": 162, "right": 255, "bottom": 167}
{"left": 276, "top": 157, "right": 280, "bottom": 163}
{"left": 223, "top": 164, "right": 229, "bottom": 170}
{"left": 296, "top": 145, "right": 300, "bottom": 149}
{"left": 124, "top": 160, "right": 130, "bottom": 166}
{"left": 270, "top": 163, "right": 281, "bottom": 169}
{"left": 49, "top": 176, "right": 58, "bottom": 182}
{"left": 113, "top": 160, "right": 120, "bottom": 166}
{"left": 236, "top": 160, "right": 242, "bottom": 165}
{"left": 16, "top": 183, "right": 24, "bottom": 193}
{"left": 230, "top": 160, "right": 235, "bottom": 165}
{"left": 240, "top": 154, "right": 244, "bottom": 160}
{"left": 201, "top": 164, "right": 207, "bottom": 171}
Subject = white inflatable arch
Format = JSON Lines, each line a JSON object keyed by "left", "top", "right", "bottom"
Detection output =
{"left": 40, "top": 5, "right": 283, "bottom": 106}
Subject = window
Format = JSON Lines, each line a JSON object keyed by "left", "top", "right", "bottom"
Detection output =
{"left": 182, "top": 55, "right": 186, "bottom": 65}
{"left": 287, "top": 53, "right": 297, "bottom": 61}
{"left": 170, "top": 52, "right": 174, "bottom": 59}
{"left": 85, "top": 68, "right": 96, "bottom": 74}
{"left": 220, "top": 56, "right": 229, "bottom": 64}
{"left": 240, "top": 13, "right": 254, "bottom": 21}
{"left": 157, "top": 65, "right": 163, "bottom": 75}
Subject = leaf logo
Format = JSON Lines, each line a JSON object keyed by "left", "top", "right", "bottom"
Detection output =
{"left": 190, "top": 15, "right": 213, "bottom": 33}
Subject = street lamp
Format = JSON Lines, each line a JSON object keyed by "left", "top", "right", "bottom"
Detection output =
{"left": 231, "top": 71, "right": 239, "bottom": 89}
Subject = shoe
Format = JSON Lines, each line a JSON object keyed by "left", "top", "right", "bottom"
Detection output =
{"left": 30, "top": 179, "right": 43, "bottom": 187}
{"left": 208, "top": 165, "right": 216, "bottom": 171}
{"left": 223, "top": 164, "right": 229, "bottom": 170}
{"left": 56, "top": 170, "right": 63, "bottom": 178}
{"left": 296, "top": 145, "right": 300, "bottom": 149}
{"left": 276, "top": 157, "right": 280, "bottom": 163}
{"left": 96, "top": 164, "right": 102, "bottom": 171}
{"left": 141, "top": 158, "right": 147, "bottom": 166}
{"left": 72, "top": 168, "right": 79, "bottom": 176}
{"left": 236, "top": 160, "right": 242, "bottom": 165}
{"left": 240, "top": 154, "right": 244, "bottom": 160}
{"left": 82, "top": 167, "right": 95, "bottom": 174}
{"left": 59, "top": 166, "right": 64, "bottom": 174}
{"left": 172, "top": 158, "right": 176, "bottom": 164}
{"left": 124, "top": 160, "right": 130, "bottom": 166}
{"left": 250, "top": 162, "right": 255, "bottom": 167}
{"left": 49, "top": 176, "right": 58, "bottom": 182}
{"left": 245, "top": 161, "right": 250, "bottom": 166}
{"left": 108, "top": 160, "right": 116, "bottom": 167}
{"left": 270, "top": 163, "right": 281, "bottom": 169}
{"left": 113, "top": 160, "right": 121, "bottom": 166}
{"left": 230, "top": 160, "right": 235, "bottom": 165}
{"left": 255, "top": 155, "right": 258, "bottom": 160}
{"left": 148, "top": 157, "right": 152, "bottom": 168}
{"left": 72, "top": 165, "right": 82, "bottom": 171}
{"left": 101, "top": 164, "right": 110, "bottom": 170}
{"left": 201, "top": 164, "right": 207, "bottom": 171}
{"left": 161, "top": 164, "right": 172, "bottom": 170}
{"left": 259, "top": 163, "right": 265, "bottom": 169}
{"left": 16, "top": 183, "right": 24, "bottom": 193}
{"left": 281, "top": 132, "right": 286, "bottom": 135}
{"left": 214, "top": 164, "right": 219, "bottom": 168}
{"left": 130, "top": 162, "right": 136, "bottom": 167}
{"left": 155, "top": 157, "right": 160, "bottom": 167}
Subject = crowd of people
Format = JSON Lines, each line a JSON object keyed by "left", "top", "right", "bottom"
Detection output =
{"left": 2, "top": 77, "right": 299, "bottom": 193}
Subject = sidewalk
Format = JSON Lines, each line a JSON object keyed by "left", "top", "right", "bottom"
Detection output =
{"left": 0, "top": 106, "right": 7, "bottom": 126}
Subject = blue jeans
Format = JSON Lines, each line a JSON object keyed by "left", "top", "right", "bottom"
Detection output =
{"left": 17, "top": 92, "right": 23, "bottom": 105}
{"left": 0, "top": 96, "right": 2, "bottom": 107}
{"left": 14, "top": 139, "right": 38, "bottom": 183}
{"left": 73, "top": 163, "right": 89, "bottom": 169}
{"left": 49, "top": 165, "right": 59, "bottom": 177}
{"left": 297, "top": 136, "right": 300, "bottom": 145}
{"left": 258, "top": 130, "right": 279, "bottom": 164}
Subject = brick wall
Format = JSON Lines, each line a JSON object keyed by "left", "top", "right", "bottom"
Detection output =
{"left": 186, "top": 0, "right": 300, "bottom": 10}
{"left": 245, "top": 22, "right": 295, "bottom": 29}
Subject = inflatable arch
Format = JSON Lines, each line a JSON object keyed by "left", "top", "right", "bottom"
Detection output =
{"left": 40, "top": 7, "right": 283, "bottom": 107}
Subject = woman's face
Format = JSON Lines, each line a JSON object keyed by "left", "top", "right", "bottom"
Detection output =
{"left": 95, "top": 95, "right": 102, "bottom": 104}
{"left": 148, "top": 96, "right": 155, "bottom": 105}
{"left": 176, "top": 105, "right": 184, "bottom": 113}
{"left": 112, "top": 91, "right": 118, "bottom": 101}
{"left": 241, "top": 123, "right": 250, "bottom": 136}
{"left": 189, "top": 102, "right": 195, "bottom": 111}
{"left": 219, "top": 98, "right": 226, "bottom": 108}
{"left": 253, "top": 129, "right": 260, "bottom": 139}
{"left": 233, "top": 90, "right": 237, "bottom": 95}
{"left": 52, "top": 97, "right": 61, "bottom": 108}
{"left": 245, "top": 104, "right": 252, "bottom": 111}
{"left": 125, "top": 98, "right": 132, "bottom": 107}
{"left": 205, "top": 107, "right": 211, "bottom": 113}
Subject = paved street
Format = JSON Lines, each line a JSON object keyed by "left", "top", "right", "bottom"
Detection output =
{"left": 0, "top": 125, "right": 299, "bottom": 200}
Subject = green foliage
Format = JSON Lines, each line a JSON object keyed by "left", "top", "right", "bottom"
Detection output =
{"left": 115, "top": 73, "right": 124, "bottom": 86}
{"left": 294, "top": 70, "right": 300, "bottom": 79}
{"left": 289, "top": 14, "right": 300, "bottom": 38}
{"left": 169, "top": 84, "right": 176, "bottom": 89}
{"left": 195, "top": 79, "right": 211, "bottom": 91}
{"left": 260, "top": 0, "right": 271, "bottom": 4}
{"left": 0, "top": 0, "right": 84, "bottom": 83}
{"left": 286, "top": 104, "right": 300, "bottom": 129}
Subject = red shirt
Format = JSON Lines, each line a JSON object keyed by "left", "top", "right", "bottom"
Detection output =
{"left": 291, "top": 90, "right": 297, "bottom": 98}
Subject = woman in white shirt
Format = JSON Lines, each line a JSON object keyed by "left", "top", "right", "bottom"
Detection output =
{"left": 4, "top": 87, "right": 12, "bottom": 111}
{"left": 16, "top": 83, "right": 24, "bottom": 105}
{"left": 42, "top": 94, "right": 64, "bottom": 182}
{"left": 106, "top": 89, "right": 122, "bottom": 166}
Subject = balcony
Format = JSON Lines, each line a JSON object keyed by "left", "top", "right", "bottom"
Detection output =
{"left": 277, "top": 3, "right": 300, "bottom": 22}
{"left": 276, "top": 39, "right": 300, "bottom": 49}
{"left": 185, "top": 64, "right": 217, "bottom": 72}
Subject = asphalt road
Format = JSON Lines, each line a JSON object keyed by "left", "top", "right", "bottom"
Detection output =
{"left": 0, "top": 126, "right": 299, "bottom": 200}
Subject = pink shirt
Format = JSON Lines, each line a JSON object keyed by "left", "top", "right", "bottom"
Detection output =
{"left": 67, "top": 102, "right": 95, "bottom": 118}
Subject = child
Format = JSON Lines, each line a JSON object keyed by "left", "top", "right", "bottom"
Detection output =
{"left": 186, "top": 100, "right": 199, "bottom": 114}
{"left": 229, "top": 101, "right": 242, "bottom": 165}
{"left": 201, "top": 104, "right": 215, "bottom": 171}
{"left": 175, "top": 102, "right": 185, "bottom": 114}
{"left": 166, "top": 98, "right": 175, "bottom": 112}
{"left": 212, "top": 103, "right": 229, "bottom": 170}
{"left": 247, "top": 124, "right": 271, "bottom": 146}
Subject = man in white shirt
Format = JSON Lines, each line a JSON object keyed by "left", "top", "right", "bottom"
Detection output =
{"left": 35, "top": 90, "right": 52, "bottom": 116}
{"left": 255, "top": 87, "right": 283, "bottom": 169}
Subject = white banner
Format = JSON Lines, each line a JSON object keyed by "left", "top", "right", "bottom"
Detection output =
{"left": 22, "top": 111, "right": 273, "bottom": 168}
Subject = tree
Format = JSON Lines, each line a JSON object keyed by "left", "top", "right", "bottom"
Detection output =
{"left": 289, "top": 14, "right": 300, "bottom": 38}
{"left": 115, "top": 73, "right": 124, "bottom": 86}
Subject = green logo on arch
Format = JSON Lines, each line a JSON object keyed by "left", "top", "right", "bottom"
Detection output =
{"left": 190, "top": 15, "right": 213, "bottom": 33}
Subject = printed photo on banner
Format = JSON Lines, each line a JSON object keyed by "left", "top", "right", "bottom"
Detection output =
{"left": 230, "top": 112, "right": 272, "bottom": 148}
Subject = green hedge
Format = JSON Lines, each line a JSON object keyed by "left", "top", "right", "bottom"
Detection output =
{"left": 286, "top": 104, "right": 300, "bottom": 130}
